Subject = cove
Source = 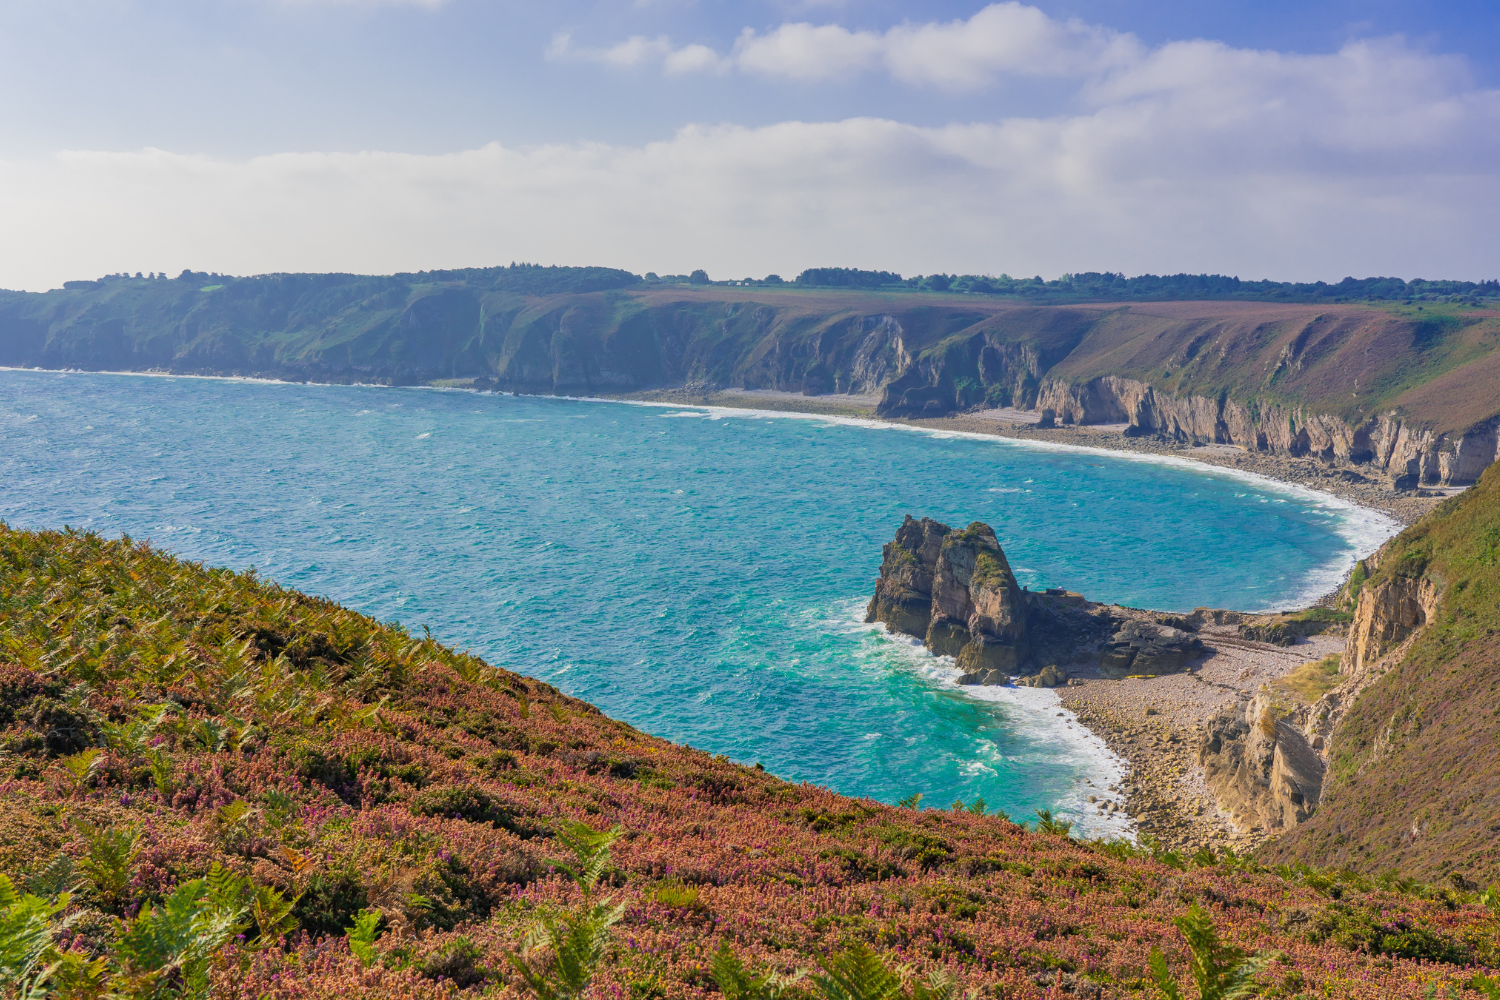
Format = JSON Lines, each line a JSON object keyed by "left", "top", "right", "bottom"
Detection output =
{"left": 0, "top": 369, "right": 1395, "bottom": 834}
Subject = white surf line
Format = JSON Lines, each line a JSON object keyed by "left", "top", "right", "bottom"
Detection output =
{"left": 844, "top": 605, "right": 1134, "bottom": 841}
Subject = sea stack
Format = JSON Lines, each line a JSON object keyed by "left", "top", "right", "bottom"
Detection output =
{"left": 868, "top": 517, "right": 1029, "bottom": 683}
{"left": 865, "top": 515, "right": 950, "bottom": 638}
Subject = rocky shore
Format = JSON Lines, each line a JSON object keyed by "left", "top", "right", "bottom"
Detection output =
{"left": 863, "top": 512, "right": 1359, "bottom": 852}
{"left": 620, "top": 387, "right": 1430, "bottom": 850}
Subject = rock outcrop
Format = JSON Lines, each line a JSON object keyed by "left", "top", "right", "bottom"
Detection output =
{"left": 867, "top": 518, "right": 1200, "bottom": 685}
{"left": 1303, "top": 543, "right": 1444, "bottom": 752}
{"left": 1200, "top": 694, "right": 1326, "bottom": 833}
{"left": 1097, "top": 621, "right": 1204, "bottom": 677}
{"left": 928, "top": 524, "right": 1030, "bottom": 683}
{"left": 865, "top": 515, "right": 951, "bottom": 638}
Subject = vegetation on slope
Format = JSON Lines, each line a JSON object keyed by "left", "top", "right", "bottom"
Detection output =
{"left": 0, "top": 524, "right": 1498, "bottom": 998}
{"left": 1265, "top": 462, "right": 1500, "bottom": 882}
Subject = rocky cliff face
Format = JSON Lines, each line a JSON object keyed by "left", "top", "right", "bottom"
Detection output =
{"left": 864, "top": 515, "right": 951, "bottom": 638}
{"left": 1030, "top": 376, "right": 1497, "bottom": 489}
{"left": 1200, "top": 694, "right": 1326, "bottom": 835}
{"left": 929, "top": 523, "right": 1031, "bottom": 682}
{"left": 1200, "top": 524, "right": 1449, "bottom": 844}
{"left": 6, "top": 276, "right": 1496, "bottom": 485}
{"left": 866, "top": 518, "right": 1182, "bottom": 686}
{"left": 867, "top": 519, "right": 1032, "bottom": 683}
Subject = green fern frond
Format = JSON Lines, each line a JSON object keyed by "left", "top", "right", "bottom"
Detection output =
{"left": 811, "top": 942, "right": 903, "bottom": 1000}
{"left": 346, "top": 908, "right": 383, "bottom": 967}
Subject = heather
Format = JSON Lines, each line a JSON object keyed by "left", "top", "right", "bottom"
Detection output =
{"left": 0, "top": 524, "right": 1497, "bottom": 999}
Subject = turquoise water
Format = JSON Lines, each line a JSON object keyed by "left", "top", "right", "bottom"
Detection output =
{"left": 0, "top": 370, "right": 1394, "bottom": 833}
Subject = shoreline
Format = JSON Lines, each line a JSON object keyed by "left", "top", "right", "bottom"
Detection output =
{"left": 2, "top": 368, "right": 1422, "bottom": 847}
{"left": 612, "top": 386, "right": 1452, "bottom": 527}
{"left": 619, "top": 386, "right": 1419, "bottom": 850}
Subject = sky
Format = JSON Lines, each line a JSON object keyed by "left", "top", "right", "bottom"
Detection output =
{"left": 0, "top": 0, "right": 1497, "bottom": 290}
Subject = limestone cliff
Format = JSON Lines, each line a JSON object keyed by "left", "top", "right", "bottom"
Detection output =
{"left": 1258, "top": 463, "right": 1500, "bottom": 882}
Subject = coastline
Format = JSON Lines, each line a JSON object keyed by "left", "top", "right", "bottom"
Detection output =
{"left": 1, "top": 369, "right": 1425, "bottom": 848}
{"left": 617, "top": 385, "right": 1426, "bottom": 850}
{"left": 612, "top": 386, "right": 1453, "bottom": 527}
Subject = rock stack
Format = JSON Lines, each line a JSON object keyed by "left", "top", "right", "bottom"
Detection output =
{"left": 866, "top": 516, "right": 1030, "bottom": 684}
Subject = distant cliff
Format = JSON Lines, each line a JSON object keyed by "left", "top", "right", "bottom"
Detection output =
{"left": 3, "top": 266, "right": 1498, "bottom": 485}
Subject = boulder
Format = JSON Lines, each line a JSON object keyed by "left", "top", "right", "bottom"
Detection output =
{"left": 866, "top": 515, "right": 950, "bottom": 638}
{"left": 1098, "top": 620, "right": 1203, "bottom": 677}
{"left": 1017, "top": 663, "right": 1068, "bottom": 688}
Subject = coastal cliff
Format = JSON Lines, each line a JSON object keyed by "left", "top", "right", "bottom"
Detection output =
{"left": 3, "top": 269, "right": 1497, "bottom": 487}
{"left": 1260, "top": 461, "right": 1500, "bottom": 881}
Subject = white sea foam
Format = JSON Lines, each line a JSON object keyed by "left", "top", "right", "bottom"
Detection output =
{"left": 823, "top": 597, "right": 1133, "bottom": 839}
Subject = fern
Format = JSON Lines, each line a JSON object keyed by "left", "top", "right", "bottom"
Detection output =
{"left": 113, "top": 874, "right": 250, "bottom": 999}
{"left": 75, "top": 822, "right": 141, "bottom": 910}
{"left": 1149, "top": 904, "right": 1274, "bottom": 1000}
{"left": 710, "top": 941, "right": 802, "bottom": 1000}
{"left": 346, "top": 909, "right": 383, "bottom": 967}
{"left": 810, "top": 943, "right": 904, "bottom": 1000}
{"left": 1032, "top": 810, "right": 1073, "bottom": 837}
{"left": 59, "top": 749, "right": 104, "bottom": 793}
{"left": 0, "top": 874, "right": 75, "bottom": 1000}
{"left": 1469, "top": 973, "right": 1500, "bottom": 1000}
{"left": 25, "top": 856, "right": 78, "bottom": 900}
{"left": 510, "top": 822, "right": 627, "bottom": 1000}
{"left": 548, "top": 821, "right": 622, "bottom": 899}
{"left": 509, "top": 901, "right": 625, "bottom": 1000}
{"left": 895, "top": 793, "right": 922, "bottom": 810}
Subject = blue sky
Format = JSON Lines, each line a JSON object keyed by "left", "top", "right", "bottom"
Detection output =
{"left": 0, "top": 0, "right": 1497, "bottom": 288}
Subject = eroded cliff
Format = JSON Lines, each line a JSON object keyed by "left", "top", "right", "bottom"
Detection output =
{"left": 3, "top": 274, "right": 1496, "bottom": 486}
{"left": 1260, "top": 463, "right": 1500, "bottom": 882}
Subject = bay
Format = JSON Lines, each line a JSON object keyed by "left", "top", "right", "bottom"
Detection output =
{"left": 0, "top": 369, "right": 1394, "bottom": 834}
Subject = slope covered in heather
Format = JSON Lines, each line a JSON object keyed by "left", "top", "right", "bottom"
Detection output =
{"left": 1265, "top": 463, "right": 1500, "bottom": 882}
{"left": 0, "top": 524, "right": 1497, "bottom": 999}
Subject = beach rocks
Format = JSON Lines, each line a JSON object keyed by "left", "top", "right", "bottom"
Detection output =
{"left": 1098, "top": 621, "right": 1203, "bottom": 677}
{"left": 865, "top": 515, "right": 950, "bottom": 638}
{"left": 1017, "top": 663, "right": 1068, "bottom": 688}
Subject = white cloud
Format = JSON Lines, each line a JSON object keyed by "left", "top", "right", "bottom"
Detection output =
{"left": 732, "top": 23, "right": 884, "bottom": 81}
{"left": 547, "top": 32, "right": 728, "bottom": 74}
{"left": 3, "top": 32, "right": 1496, "bottom": 293}
{"left": 561, "top": 3, "right": 1143, "bottom": 89}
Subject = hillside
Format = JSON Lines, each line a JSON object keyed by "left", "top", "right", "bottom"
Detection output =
{"left": 2, "top": 267, "right": 1499, "bottom": 485}
{"left": 0, "top": 524, "right": 1496, "bottom": 998}
{"left": 1264, "top": 461, "right": 1500, "bottom": 882}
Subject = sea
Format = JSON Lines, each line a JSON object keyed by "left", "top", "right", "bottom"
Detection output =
{"left": 0, "top": 369, "right": 1399, "bottom": 836}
